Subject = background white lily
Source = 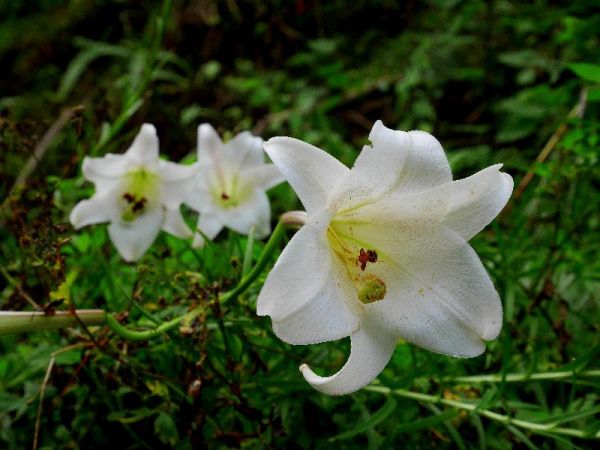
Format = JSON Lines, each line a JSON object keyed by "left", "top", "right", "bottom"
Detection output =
{"left": 185, "top": 124, "right": 284, "bottom": 247}
{"left": 70, "top": 124, "right": 195, "bottom": 262}
{"left": 257, "top": 120, "right": 513, "bottom": 395}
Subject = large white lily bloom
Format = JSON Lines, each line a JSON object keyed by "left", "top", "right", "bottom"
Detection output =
{"left": 70, "top": 124, "right": 195, "bottom": 262}
{"left": 257, "top": 121, "right": 513, "bottom": 395}
{"left": 185, "top": 124, "right": 284, "bottom": 247}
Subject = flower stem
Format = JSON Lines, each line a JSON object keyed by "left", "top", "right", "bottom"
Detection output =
{"left": 443, "top": 369, "right": 600, "bottom": 384}
{"left": 1, "top": 213, "right": 298, "bottom": 341}
{"left": 108, "top": 214, "right": 294, "bottom": 339}
{"left": 242, "top": 226, "right": 255, "bottom": 278}
{"left": 364, "top": 385, "right": 600, "bottom": 440}
{"left": 0, "top": 310, "right": 106, "bottom": 336}
{"left": 105, "top": 308, "right": 201, "bottom": 341}
{"left": 220, "top": 219, "right": 287, "bottom": 304}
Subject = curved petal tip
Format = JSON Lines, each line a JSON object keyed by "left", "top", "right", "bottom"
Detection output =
{"left": 298, "top": 318, "right": 397, "bottom": 395}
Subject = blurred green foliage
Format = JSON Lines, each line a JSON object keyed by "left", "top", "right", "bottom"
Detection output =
{"left": 0, "top": 0, "right": 599, "bottom": 448}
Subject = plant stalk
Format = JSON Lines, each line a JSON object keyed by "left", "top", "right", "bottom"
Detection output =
{"left": 0, "top": 310, "right": 106, "bottom": 336}
{"left": 1, "top": 213, "right": 297, "bottom": 341}
{"left": 364, "top": 385, "right": 600, "bottom": 440}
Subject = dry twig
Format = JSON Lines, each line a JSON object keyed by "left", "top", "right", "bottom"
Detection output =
{"left": 32, "top": 343, "right": 89, "bottom": 450}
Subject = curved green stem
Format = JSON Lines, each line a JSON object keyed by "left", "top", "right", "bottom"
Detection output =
{"left": 220, "top": 220, "right": 287, "bottom": 304}
{"left": 105, "top": 308, "right": 201, "bottom": 341}
{"left": 108, "top": 217, "right": 291, "bottom": 340}
{"left": 0, "top": 216, "right": 295, "bottom": 341}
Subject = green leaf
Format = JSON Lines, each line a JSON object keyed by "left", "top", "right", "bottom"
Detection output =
{"left": 146, "top": 379, "right": 170, "bottom": 398}
{"left": 54, "top": 349, "right": 82, "bottom": 366}
{"left": 534, "top": 405, "right": 600, "bottom": 426}
{"left": 394, "top": 408, "right": 460, "bottom": 434}
{"left": 56, "top": 39, "right": 130, "bottom": 101}
{"left": 569, "top": 63, "right": 600, "bottom": 83}
{"left": 507, "top": 424, "right": 541, "bottom": 450}
{"left": 154, "top": 412, "right": 179, "bottom": 446}
{"left": 588, "top": 87, "right": 600, "bottom": 102}
{"left": 0, "top": 392, "right": 28, "bottom": 412}
{"left": 242, "top": 227, "right": 255, "bottom": 278}
{"left": 328, "top": 397, "right": 397, "bottom": 441}
{"left": 583, "top": 418, "right": 600, "bottom": 438}
{"left": 107, "top": 407, "right": 157, "bottom": 424}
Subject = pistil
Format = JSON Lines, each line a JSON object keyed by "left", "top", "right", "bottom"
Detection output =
{"left": 327, "top": 222, "right": 386, "bottom": 304}
{"left": 120, "top": 168, "right": 159, "bottom": 222}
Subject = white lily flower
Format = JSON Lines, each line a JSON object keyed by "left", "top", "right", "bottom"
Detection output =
{"left": 185, "top": 124, "right": 284, "bottom": 247}
{"left": 70, "top": 124, "right": 195, "bottom": 262}
{"left": 257, "top": 121, "right": 513, "bottom": 395}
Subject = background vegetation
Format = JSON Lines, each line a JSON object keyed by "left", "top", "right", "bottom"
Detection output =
{"left": 1, "top": 0, "right": 599, "bottom": 448}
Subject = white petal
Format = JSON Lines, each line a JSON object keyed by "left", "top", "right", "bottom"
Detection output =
{"left": 184, "top": 179, "right": 216, "bottom": 214}
{"left": 159, "top": 159, "right": 196, "bottom": 182}
{"left": 257, "top": 220, "right": 325, "bottom": 318}
{"left": 299, "top": 314, "right": 397, "bottom": 395}
{"left": 218, "top": 190, "right": 272, "bottom": 238}
{"left": 82, "top": 155, "right": 131, "bottom": 179}
{"left": 162, "top": 208, "right": 192, "bottom": 238}
{"left": 82, "top": 155, "right": 132, "bottom": 194}
{"left": 442, "top": 164, "right": 513, "bottom": 241}
{"left": 257, "top": 218, "right": 361, "bottom": 344}
{"left": 240, "top": 164, "right": 284, "bottom": 191}
{"left": 222, "top": 131, "right": 264, "bottom": 169}
{"left": 192, "top": 213, "right": 223, "bottom": 247}
{"left": 70, "top": 196, "right": 115, "bottom": 228}
{"left": 186, "top": 162, "right": 278, "bottom": 236}
{"left": 353, "top": 121, "right": 451, "bottom": 196}
{"left": 346, "top": 219, "right": 502, "bottom": 355}
{"left": 334, "top": 178, "right": 449, "bottom": 224}
{"left": 126, "top": 124, "right": 160, "bottom": 165}
{"left": 159, "top": 160, "right": 196, "bottom": 208}
{"left": 270, "top": 255, "right": 362, "bottom": 345}
{"left": 108, "top": 207, "right": 164, "bottom": 262}
{"left": 264, "top": 137, "right": 350, "bottom": 214}
{"left": 197, "top": 123, "right": 223, "bottom": 166}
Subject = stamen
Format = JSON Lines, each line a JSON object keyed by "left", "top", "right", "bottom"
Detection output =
{"left": 358, "top": 248, "right": 378, "bottom": 271}
{"left": 131, "top": 198, "right": 147, "bottom": 213}
{"left": 327, "top": 227, "right": 354, "bottom": 255}
{"left": 210, "top": 173, "right": 249, "bottom": 209}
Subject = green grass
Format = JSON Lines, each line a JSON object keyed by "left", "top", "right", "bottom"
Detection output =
{"left": 0, "top": 0, "right": 599, "bottom": 448}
